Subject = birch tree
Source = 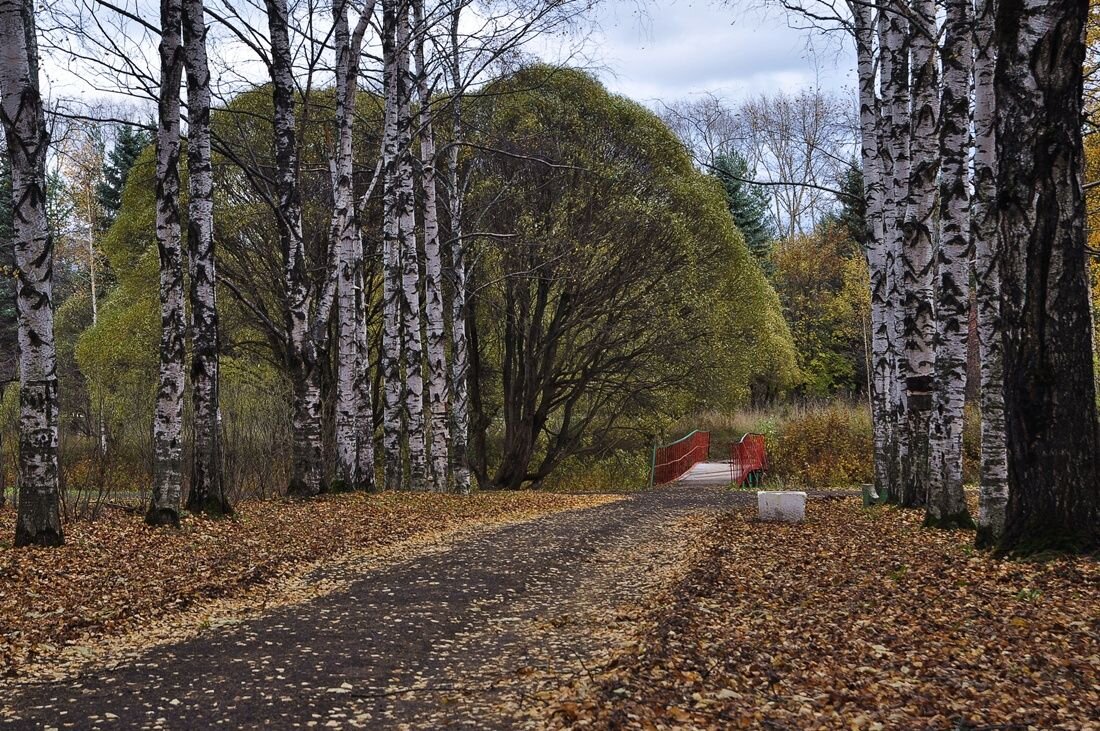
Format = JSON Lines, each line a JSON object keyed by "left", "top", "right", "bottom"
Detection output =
{"left": 848, "top": 1, "right": 889, "bottom": 501}
{"left": 880, "top": 3, "right": 909, "bottom": 500}
{"left": 1, "top": 0, "right": 63, "bottom": 546}
{"left": 146, "top": 0, "right": 187, "bottom": 526}
{"left": 898, "top": 0, "right": 937, "bottom": 509}
{"left": 182, "top": 0, "right": 230, "bottom": 515}
{"left": 444, "top": 1, "right": 471, "bottom": 493}
{"left": 380, "top": 0, "right": 406, "bottom": 491}
{"left": 264, "top": 0, "right": 331, "bottom": 497}
{"left": 396, "top": 1, "right": 429, "bottom": 491}
{"left": 972, "top": 0, "right": 1007, "bottom": 546}
{"left": 331, "top": 0, "right": 375, "bottom": 492}
{"left": 925, "top": 0, "right": 973, "bottom": 528}
{"left": 414, "top": 0, "right": 451, "bottom": 492}
{"left": 995, "top": 0, "right": 1100, "bottom": 554}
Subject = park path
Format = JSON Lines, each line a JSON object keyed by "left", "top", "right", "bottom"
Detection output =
{"left": 674, "top": 460, "right": 734, "bottom": 487}
{"left": 0, "top": 484, "right": 748, "bottom": 730}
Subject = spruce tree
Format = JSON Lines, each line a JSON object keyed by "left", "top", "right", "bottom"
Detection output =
{"left": 712, "top": 152, "right": 774, "bottom": 263}
{"left": 96, "top": 123, "right": 152, "bottom": 229}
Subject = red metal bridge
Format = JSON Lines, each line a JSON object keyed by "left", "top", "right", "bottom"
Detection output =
{"left": 649, "top": 430, "right": 768, "bottom": 487}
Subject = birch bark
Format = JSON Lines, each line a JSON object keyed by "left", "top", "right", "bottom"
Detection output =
{"left": 926, "top": 0, "right": 973, "bottom": 528}
{"left": 396, "top": 3, "right": 429, "bottom": 490}
{"left": 850, "top": 1, "right": 888, "bottom": 502}
{"left": 972, "top": 0, "right": 1008, "bottom": 546}
{"left": 995, "top": 0, "right": 1100, "bottom": 553}
{"left": 446, "top": 5, "right": 471, "bottom": 494}
{"left": 182, "top": 0, "right": 229, "bottom": 516}
{"left": 330, "top": 0, "right": 375, "bottom": 491}
{"left": 265, "top": 0, "right": 325, "bottom": 496}
{"left": 899, "top": 0, "right": 937, "bottom": 509}
{"left": 0, "top": 0, "right": 63, "bottom": 545}
{"left": 380, "top": 0, "right": 405, "bottom": 490}
{"left": 146, "top": 0, "right": 186, "bottom": 526}
{"left": 414, "top": 0, "right": 451, "bottom": 492}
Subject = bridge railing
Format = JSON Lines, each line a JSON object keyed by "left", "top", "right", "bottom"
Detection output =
{"left": 730, "top": 433, "right": 768, "bottom": 487}
{"left": 649, "top": 430, "right": 711, "bottom": 487}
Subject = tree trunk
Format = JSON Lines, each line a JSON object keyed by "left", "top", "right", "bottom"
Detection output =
{"left": 994, "top": 0, "right": 1100, "bottom": 554}
{"left": 926, "top": 0, "right": 973, "bottom": 528}
{"left": 395, "top": 3, "right": 428, "bottom": 491}
{"left": 972, "top": 0, "right": 1008, "bottom": 547}
{"left": 446, "top": 7, "right": 472, "bottom": 494}
{"left": 355, "top": 268, "right": 377, "bottom": 491}
{"left": 1, "top": 0, "right": 62, "bottom": 546}
{"left": 851, "top": 1, "right": 889, "bottom": 502}
{"left": 182, "top": 0, "right": 229, "bottom": 516}
{"left": 900, "top": 0, "right": 937, "bottom": 509}
{"left": 380, "top": 0, "right": 405, "bottom": 491}
{"left": 265, "top": 0, "right": 325, "bottom": 497}
{"left": 147, "top": 0, "right": 186, "bottom": 526}
{"left": 880, "top": 5, "right": 910, "bottom": 502}
{"left": 414, "top": 0, "right": 451, "bottom": 493}
{"left": 331, "top": 0, "right": 362, "bottom": 492}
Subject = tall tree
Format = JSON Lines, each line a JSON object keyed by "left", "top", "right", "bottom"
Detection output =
{"left": 848, "top": 1, "right": 890, "bottom": 502}
{"left": 414, "top": 0, "right": 451, "bottom": 492}
{"left": 1, "top": 0, "right": 63, "bottom": 545}
{"left": 182, "top": 0, "right": 228, "bottom": 515}
{"left": 444, "top": 0, "right": 471, "bottom": 494}
{"left": 711, "top": 152, "right": 774, "bottom": 264}
{"left": 146, "top": 0, "right": 186, "bottom": 526}
{"left": 380, "top": 0, "right": 406, "bottom": 491}
{"left": 995, "top": 0, "right": 1100, "bottom": 553}
{"left": 899, "top": 0, "right": 938, "bottom": 509}
{"left": 331, "top": 0, "right": 375, "bottom": 492}
{"left": 262, "top": 0, "right": 334, "bottom": 498}
{"left": 926, "top": 0, "right": 974, "bottom": 528}
{"left": 972, "top": 0, "right": 1007, "bottom": 546}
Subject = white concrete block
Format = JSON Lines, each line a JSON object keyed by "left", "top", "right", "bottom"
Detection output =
{"left": 757, "top": 491, "right": 806, "bottom": 522}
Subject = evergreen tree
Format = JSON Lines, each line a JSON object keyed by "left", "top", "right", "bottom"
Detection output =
{"left": 712, "top": 152, "right": 774, "bottom": 263}
{"left": 836, "top": 161, "right": 867, "bottom": 248}
{"left": 96, "top": 123, "right": 152, "bottom": 229}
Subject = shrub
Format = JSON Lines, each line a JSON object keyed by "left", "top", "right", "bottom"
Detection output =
{"left": 770, "top": 403, "right": 873, "bottom": 488}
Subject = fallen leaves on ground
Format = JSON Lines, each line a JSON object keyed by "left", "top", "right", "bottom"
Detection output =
{"left": 0, "top": 490, "right": 617, "bottom": 680}
{"left": 541, "top": 497, "right": 1100, "bottom": 730}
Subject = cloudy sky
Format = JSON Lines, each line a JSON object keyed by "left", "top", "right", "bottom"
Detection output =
{"left": 555, "top": 0, "right": 856, "bottom": 107}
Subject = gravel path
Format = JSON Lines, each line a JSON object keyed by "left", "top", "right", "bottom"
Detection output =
{"left": 0, "top": 485, "right": 748, "bottom": 730}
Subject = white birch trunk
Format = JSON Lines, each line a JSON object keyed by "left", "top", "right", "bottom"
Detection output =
{"left": 926, "top": 0, "right": 973, "bottom": 527}
{"left": 851, "top": 2, "right": 888, "bottom": 502}
{"left": 147, "top": 0, "right": 186, "bottom": 526}
{"left": 265, "top": 0, "right": 324, "bottom": 497}
{"left": 331, "top": 0, "right": 361, "bottom": 491}
{"left": 972, "top": 0, "right": 1007, "bottom": 545}
{"left": 381, "top": 0, "right": 405, "bottom": 491}
{"left": 899, "top": 0, "right": 937, "bottom": 508}
{"left": 182, "top": 0, "right": 228, "bottom": 516}
{"left": 446, "top": 7, "right": 471, "bottom": 494}
{"left": 0, "top": 0, "right": 62, "bottom": 546}
{"left": 396, "top": 3, "right": 429, "bottom": 491}
{"left": 880, "top": 5, "right": 910, "bottom": 501}
{"left": 414, "top": 0, "right": 451, "bottom": 492}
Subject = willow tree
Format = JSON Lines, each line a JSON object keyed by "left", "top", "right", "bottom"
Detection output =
{"left": 1, "top": 0, "right": 63, "bottom": 545}
{"left": 995, "top": 0, "right": 1100, "bottom": 553}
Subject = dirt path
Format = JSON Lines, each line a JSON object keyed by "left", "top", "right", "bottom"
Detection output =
{"left": 0, "top": 485, "right": 747, "bottom": 730}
